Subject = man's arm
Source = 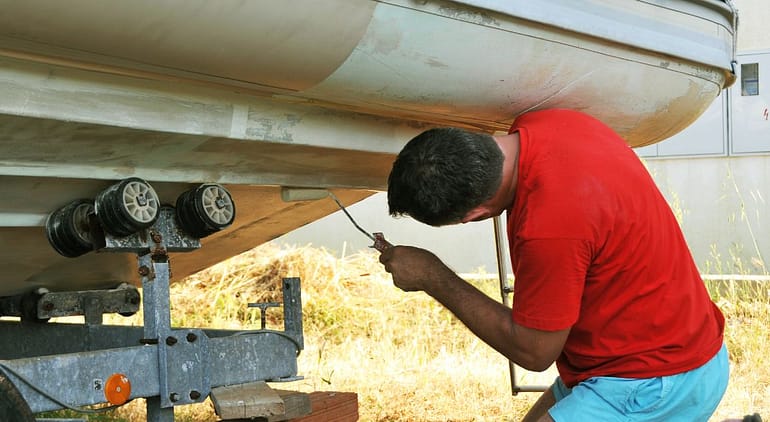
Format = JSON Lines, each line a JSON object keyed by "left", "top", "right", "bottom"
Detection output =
{"left": 380, "top": 245, "right": 568, "bottom": 371}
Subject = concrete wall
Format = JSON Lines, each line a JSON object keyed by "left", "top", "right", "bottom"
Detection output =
{"left": 644, "top": 156, "right": 770, "bottom": 275}
{"left": 734, "top": 0, "right": 768, "bottom": 52}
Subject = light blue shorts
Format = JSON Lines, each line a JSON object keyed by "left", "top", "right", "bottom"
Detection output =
{"left": 548, "top": 344, "right": 729, "bottom": 422}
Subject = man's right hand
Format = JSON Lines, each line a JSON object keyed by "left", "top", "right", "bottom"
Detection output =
{"left": 378, "top": 245, "right": 454, "bottom": 293}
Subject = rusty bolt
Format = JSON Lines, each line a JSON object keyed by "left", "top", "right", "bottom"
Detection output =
{"left": 189, "top": 390, "right": 201, "bottom": 400}
{"left": 166, "top": 336, "right": 178, "bottom": 346}
{"left": 138, "top": 266, "right": 150, "bottom": 276}
{"left": 41, "top": 302, "right": 55, "bottom": 312}
{"left": 186, "top": 332, "right": 198, "bottom": 343}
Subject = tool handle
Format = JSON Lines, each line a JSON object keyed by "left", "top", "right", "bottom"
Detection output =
{"left": 370, "top": 232, "right": 393, "bottom": 252}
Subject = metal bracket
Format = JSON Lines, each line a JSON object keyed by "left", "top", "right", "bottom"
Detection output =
{"left": 247, "top": 302, "right": 281, "bottom": 330}
{"left": 35, "top": 284, "right": 140, "bottom": 325}
{"left": 158, "top": 329, "right": 210, "bottom": 407}
{"left": 282, "top": 277, "right": 304, "bottom": 351}
{"left": 94, "top": 206, "right": 200, "bottom": 255}
{"left": 246, "top": 277, "right": 304, "bottom": 351}
{"left": 0, "top": 284, "right": 140, "bottom": 325}
{"left": 100, "top": 205, "right": 205, "bottom": 415}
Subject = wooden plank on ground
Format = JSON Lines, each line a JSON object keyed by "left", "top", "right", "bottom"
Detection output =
{"left": 211, "top": 381, "right": 285, "bottom": 420}
{"left": 251, "top": 389, "right": 312, "bottom": 422}
{"left": 291, "top": 391, "right": 358, "bottom": 422}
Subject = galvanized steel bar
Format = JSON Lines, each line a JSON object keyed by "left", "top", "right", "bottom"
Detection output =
{"left": 0, "top": 326, "right": 301, "bottom": 413}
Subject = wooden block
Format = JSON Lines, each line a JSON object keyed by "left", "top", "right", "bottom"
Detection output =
{"left": 252, "top": 389, "right": 312, "bottom": 422}
{"left": 291, "top": 391, "right": 358, "bottom": 422}
{"left": 211, "top": 381, "right": 285, "bottom": 420}
{"left": 220, "top": 389, "right": 358, "bottom": 422}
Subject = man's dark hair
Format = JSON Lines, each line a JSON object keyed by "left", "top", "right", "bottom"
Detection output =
{"left": 387, "top": 127, "right": 504, "bottom": 226}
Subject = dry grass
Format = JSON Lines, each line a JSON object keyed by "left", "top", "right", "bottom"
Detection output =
{"left": 44, "top": 243, "right": 768, "bottom": 421}
{"left": 709, "top": 281, "right": 770, "bottom": 420}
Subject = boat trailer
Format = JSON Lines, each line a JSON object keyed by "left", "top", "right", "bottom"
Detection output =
{"left": 0, "top": 178, "right": 304, "bottom": 421}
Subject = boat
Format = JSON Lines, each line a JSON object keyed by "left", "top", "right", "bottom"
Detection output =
{"left": 0, "top": 0, "right": 737, "bottom": 297}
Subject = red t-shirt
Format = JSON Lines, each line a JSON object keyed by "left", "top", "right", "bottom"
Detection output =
{"left": 507, "top": 109, "right": 724, "bottom": 387}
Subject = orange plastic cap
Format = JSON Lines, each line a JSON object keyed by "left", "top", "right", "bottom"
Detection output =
{"left": 104, "top": 373, "right": 131, "bottom": 405}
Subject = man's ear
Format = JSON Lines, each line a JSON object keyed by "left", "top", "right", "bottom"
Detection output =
{"left": 461, "top": 206, "right": 488, "bottom": 223}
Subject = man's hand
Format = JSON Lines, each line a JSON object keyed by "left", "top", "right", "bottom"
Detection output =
{"left": 379, "top": 245, "right": 454, "bottom": 293}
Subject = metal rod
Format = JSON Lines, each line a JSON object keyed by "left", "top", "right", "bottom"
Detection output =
{"left": 493, "top": 216, "right": 519, "bottom": 395}
{"left": 512, "top": 385, "right": 551, "bottom": 393}
{"left": 492, "top": 216, "right": 512, "bottom": 306}
{"left": 328, "top": 192, "right": 375, "bottom": 242}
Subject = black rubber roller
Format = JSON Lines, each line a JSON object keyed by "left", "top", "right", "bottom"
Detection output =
{"left": 94, "top": 177, "right": 160, "bottom": 237}
{"left": 175, "top": 183, "right": 235, "bottom": 239}
{"left": 45, "top": 198, "right": 95, "bottom": 258}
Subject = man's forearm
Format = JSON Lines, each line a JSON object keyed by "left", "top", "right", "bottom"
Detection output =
{"left": 424, "top": 274, "right": 560, "bottom": 371}
{"left": 379, "top": 245, "right": 567, "bottom": 370}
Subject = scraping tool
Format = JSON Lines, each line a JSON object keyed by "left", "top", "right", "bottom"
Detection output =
{"left": 327, "top": 192, "right": 393, "bottom": 252}
{"left": 280, "top": 187, "right": 392, "bottom": 252}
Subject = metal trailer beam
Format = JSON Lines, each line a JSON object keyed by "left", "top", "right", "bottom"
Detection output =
{"left": 0, "top": 325, "right": 301, "bottom": 414}
{"left": 0, "top": 323, "right": 298, "bottom": 360}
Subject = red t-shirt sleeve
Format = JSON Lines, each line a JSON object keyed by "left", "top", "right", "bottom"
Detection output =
{"left": 511, "top": 238, "right": 592, "bottom": 331}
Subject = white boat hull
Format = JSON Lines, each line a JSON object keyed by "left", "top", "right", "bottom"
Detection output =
{"left": 0, "top": 0, "right": 736, "bottom": 296}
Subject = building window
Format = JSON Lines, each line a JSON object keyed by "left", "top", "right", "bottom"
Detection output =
{"left": 741, "top": 63, "right": 759, "bottom": 96}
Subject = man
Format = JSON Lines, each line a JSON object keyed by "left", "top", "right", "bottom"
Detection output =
{"left": 379, "top": 109, "right": 728, "bottom": 421}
